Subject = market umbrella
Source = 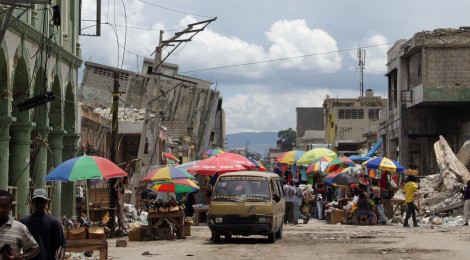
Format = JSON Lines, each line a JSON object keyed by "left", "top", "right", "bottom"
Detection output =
{"left": 363, "top": 157, "right": 405, "bottom": 173}
{"left": 248, "top": 158, "right": 267, "bottom": 172}
{"left": 203, "top": 148, "right": 225, "bottom": 158}
{"left": 348, "top": 155, "right": 372, "bottom": 164}
{"left": 151, "top": 179, "right": 200, "bottom": 193}
{"left": 323, "top": 157, "right": 356, "bottom": 174}
{"left": 306, "top": 156, "right": 334, "bottom": 174}
{"left": 44, "top": 155, "right": 127, "bottom": 182}
{"left": 325, "top": 169, "right": 358, "bottom": 186}
{"left": 296, "top": 148, "right": 337, "bottom": 165}
{"left": 187, "top": 155, "right": 246, "bottom": 176}
{"left": 275, "top": 150, "right": 305, "bottom": 165}
{"left": 175, "top": 160, "right": 200, "bottom": 171}
{"left": 141, "top": 166, "right": 195, "bottom": 182}
{"left": 163, "top": 152, "right": 180, "bottom": 162}
{"left": 44, "top": 155, "right": 128, "bottom": 219}
{"left": 218, "top": 152, "right": 256, "bottom": 169}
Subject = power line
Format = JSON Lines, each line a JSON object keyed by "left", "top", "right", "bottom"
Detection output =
{"left": 181, "top": 42, "right": 394, "bottom": 73}
{"left": 136, "top": 0, "right": 215, "bottom": 18}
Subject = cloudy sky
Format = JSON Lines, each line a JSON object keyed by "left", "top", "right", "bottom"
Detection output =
{"left": 80, "top": 0, "right": 470, "bottom": 134}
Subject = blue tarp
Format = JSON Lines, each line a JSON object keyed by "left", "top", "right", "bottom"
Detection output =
{"left": 365, "top": 138, "right": 382, "bottom": 157}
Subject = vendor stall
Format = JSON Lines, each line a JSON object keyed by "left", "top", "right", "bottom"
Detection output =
{"left": 147, "top": 209, "right": 185, "bottom": 239}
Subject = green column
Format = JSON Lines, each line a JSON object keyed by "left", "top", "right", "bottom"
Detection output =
{"left": 47, "top": 131, "right": 64, "bottom": 217}
{"left": 9, "top": 122, "right": 34, "bottom": 218}
{"left": 0, "top": 116, "right": 15, "bottom": 190}
{"left": 32, "top": 127, "right": 50, "bottom": 190}
{"left": 61, "top": 133, "right": 80, "bottom": 218}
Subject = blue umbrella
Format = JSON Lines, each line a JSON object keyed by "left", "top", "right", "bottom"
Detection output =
{"left": 348, "top": 155, "right": 372, "bottom": 163}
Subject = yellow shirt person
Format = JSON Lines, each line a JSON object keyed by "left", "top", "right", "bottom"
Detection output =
{"left": 404, "top": 180, "right": 418, "bottom": 203}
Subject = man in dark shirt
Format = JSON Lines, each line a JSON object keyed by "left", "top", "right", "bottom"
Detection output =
{"left": 461, "top": 180, "right": 470, "bottom": 226}
{"left": 355, "top": 193, "right": 375, "bottom": 224}
{"left": 20, "top": 189, "right": 67, "bottom": 260}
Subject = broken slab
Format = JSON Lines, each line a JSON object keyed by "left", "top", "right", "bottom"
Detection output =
{"left": 434, "top": 135, "right": 470, "bottom": 187}
{"left": 456, "top": 140, "right": 470, "bottom": 169}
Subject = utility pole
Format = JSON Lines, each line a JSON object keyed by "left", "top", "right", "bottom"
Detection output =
{"left": 130, "top": 18, "right": 217, "bottom": 205}
{"left": 109, "top": 71, "right": 120, "bottom": 235}
{"left": 357, "top": 48, "right": 366, "bottom": 97}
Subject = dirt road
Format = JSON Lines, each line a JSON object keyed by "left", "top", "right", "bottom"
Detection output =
{"left": 101, "top": 220, "right": 470, "bottom": 260}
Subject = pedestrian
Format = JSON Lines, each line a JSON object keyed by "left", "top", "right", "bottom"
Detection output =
{"left": 403, "top": 175, "right": 419, "bottom": 227}
{"left": 283, "top": 179, "right": 295, "bottom": 224}
{"left": 460, "top": 180, "right": 470, "bottom": 226}
{"left": 75, "top": 185, "right": 85, "bottom": 216}
{"left": 20, "top": 189, "right": 67, "bottom": 260}
{"left": 0, "top": 189, "right": 40, "bottom": 259}
{"left": 293, "top": 182, "right": 308, "bottom": 224}
{"left": 316, "top": 183, "right": 326, "bottom": 220}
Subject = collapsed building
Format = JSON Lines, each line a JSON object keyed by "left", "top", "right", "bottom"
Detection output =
{"left": 79, "top": 61, "right": 225, "bottom": 169}
{"left": 382, "top": 27, "right": 470, "bottom": 176}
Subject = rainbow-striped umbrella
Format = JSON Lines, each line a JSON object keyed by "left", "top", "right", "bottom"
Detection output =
{"left": 44, "top": 155, "right": 127, "bottom": 182}
{"left": 275, "top": 150, "right": 305, "bottom": 165}
{"left": 306, "top": 156, "right": 334, "bottom": 174}
{"left": 203, "top": 148, "right": 225, "bottom": 158}
{"left": 141, "top": 166, "right": 195, "bottom": 182}
{"left": 151, "top": 179, "right": 200, "bottom": 193}
{"left": 324, "top": 157, "right": 356, "bottom": 174}
{"left": 248, "top": 158, "right": 267, "bottom": 172}
{"left": 297, "top": 148, "right": 337, "bottom": 165}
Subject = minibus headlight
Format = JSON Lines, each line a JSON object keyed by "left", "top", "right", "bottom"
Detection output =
{"left": 215, "top": 217, "right": 223, "bottom": 223}
{"left": 258, "top": 217, "right": 269, "bottom": 223}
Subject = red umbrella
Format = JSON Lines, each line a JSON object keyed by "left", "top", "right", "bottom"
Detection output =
{"left": 163, "top": 152, "right": 179, "bottom": 162}
{"left": 187, "top": 155, "right": 246, "bottom": 176}
{"left": 217, "top": 152, "right": 256, "bottom": 170}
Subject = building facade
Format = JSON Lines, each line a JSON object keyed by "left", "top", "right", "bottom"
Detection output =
{"left": 0, "top": 2, "right": 82, "bottom": 217}
{"left": 296, "top": 107, "right": 326, "bottom": 151}
{"left": 324, "top": 89, "right": 387, "bottom": 156}
{"left": 381, "top": 28, "right": 470, "bottom": 175}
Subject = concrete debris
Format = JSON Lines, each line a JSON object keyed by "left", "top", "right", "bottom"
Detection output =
{"left": 93, "top": 107, "right": 155, "bottom": 122}
{"left": 417, "top": 174, "right": 463, "bottom": 215}
{"left": 433, "top": 135, "right": 470, "bottom": 191}
{"left": 456, "top": 140, "right": 470, "bottom": 170}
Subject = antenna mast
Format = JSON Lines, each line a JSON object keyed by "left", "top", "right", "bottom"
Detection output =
{"left": 357, "top": 48, "right": 366, "bottom": 97}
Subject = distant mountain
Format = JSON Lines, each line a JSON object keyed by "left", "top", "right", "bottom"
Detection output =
{"left": 225, "top": 132, "right": 278, "bottom": 156}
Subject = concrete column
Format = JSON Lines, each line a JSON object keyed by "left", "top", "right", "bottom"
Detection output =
{"left": 47, "top": 131, "right": 64, "bottom": 217}
{"left": 0, "top": 116, "right": 15, "bottom": 190}
{"left": 9, "top": 122, "right": 35, "bottom": 218}
{"left": 31, "top": 127, "right": 51, "bottom": 190}
{"left": 61, "top": 133, "right": 79, "bottom": 218}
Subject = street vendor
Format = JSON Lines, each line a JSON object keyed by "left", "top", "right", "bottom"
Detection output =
{"left": 355, "top": 193, "right": 375, "bottom": 224}
{"left": 370, "top": 186, "right": 387, "bottom": 224}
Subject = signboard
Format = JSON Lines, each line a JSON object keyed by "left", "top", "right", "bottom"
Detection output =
{"left": 401, "top": 90, "right": 412, "bottom": 102}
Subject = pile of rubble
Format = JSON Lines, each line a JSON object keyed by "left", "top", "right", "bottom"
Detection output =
{"left": 93, "top": 107, "right": 155, "bottom": 122}
{"left": 417, "top": 136, "right": 470, "bottom": 217}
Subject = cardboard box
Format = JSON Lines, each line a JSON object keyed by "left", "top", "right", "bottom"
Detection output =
{"left": 329, "top": 210, "right": 347, "bottom": 224}
{"left": 184, "top": 221, "right": 192, "bottom": 236}
{"left": 88, "top": 227, "right": 106, "bottom": 239}
{"left": 157, "top": 226, "right": 174, "bottom": 240}
{"left": 128, "top": 228, "right": 144, "bottom": 241}
{"left": 67, "top": 227, "right": 87, "bottom": 240}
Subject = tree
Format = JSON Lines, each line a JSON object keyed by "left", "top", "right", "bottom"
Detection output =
{"left": 277, "top": 128, "right": 296, "bottom": 152}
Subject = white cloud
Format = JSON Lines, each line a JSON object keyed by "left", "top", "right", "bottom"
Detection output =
{"left": 266, "top": 20, "right": 342, "bottom": 72}
{"left": 223, "top": 87, "right": 356, "bottom": 134}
